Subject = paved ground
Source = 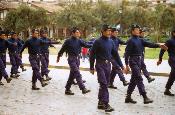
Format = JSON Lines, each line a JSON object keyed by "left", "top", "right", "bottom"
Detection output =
{"left": 0, "top": 65, "right": 174, "bottom": 115}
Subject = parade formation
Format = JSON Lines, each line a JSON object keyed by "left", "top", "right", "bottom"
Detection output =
{"left": 0, "top": 24, "right": 174, "bottom": 113}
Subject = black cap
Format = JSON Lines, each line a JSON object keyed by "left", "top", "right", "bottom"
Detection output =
{"left": 31, "top": 29, "right": 39, "bottom": 33}
{"left": 140, "top": 28, "right": 146, "bottom": 33}
{"left": 111, "top": 27, "right": 119, "bottom": 32}
{"left": 71, "top": 27, "right": 79, "bottom": 33}
{"left": 101, "top": 24, "right": 111, "bottom": 31}
{"left": 130, "top": 24, "right": 140, "bottom": 30}
{"left": 10, "top": 31, "right": 17, "bottom": 35}
{"left": 0, "top": 31, "right": 5, "bottom": 35}
{"left": 40, "top": 29, "right": 48, "bottom": 35}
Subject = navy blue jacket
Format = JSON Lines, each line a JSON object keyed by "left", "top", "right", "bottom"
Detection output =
{"left": 90, "top": 36, "right": 123, "bottom": 70}
{"left": 159, "top": 37, "right": 175, "bottom": 61}
{"left": 20, "top": 37, "right": 58, "bottom": 55}
{"left": 8, "top": 38, "right": 22, "bottom": 53}
{"left": 40, "top": 37, "right": 52, "bottom": 53}
{"left": 17, "top": 38, "right": 25, "bottom": 53}
{"left": 125, "top": 36, "right": 160, "bottom": 65}
{"left": 111, "top": 35, "right": 126, "bottom": 50}
{"left": 58, "top": 36, "right": 92, "bottom": 57}
{"left": 0, "top": 39, "right": 11, "bottom": 53}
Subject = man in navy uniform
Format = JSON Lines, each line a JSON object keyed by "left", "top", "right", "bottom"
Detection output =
{"left": 40, "top": 29, "right": 53, "bottom": 81}
{"left": 57, "top": 27, "right": 91, "bottom": 95}
{"left": 157, "top": 27, "right": 175, "bottom": 96}
{"left": 90, "top": 24, "right": 125, "bottom": 112}
{"left": 0, "top": 31, "right": 12, "bottom": 85}
{"left": 20, "top": 29, "right": 59, "bottom": 90}
{"left": 8, "top": 32, "right": 22, "bottom": 78}
{"left": 109, "top": 27, "right": 129, "bottom": 89}
{"left": 139, "top": 28, "right": 155, "bottom": 83}
{"left": 124, "top": 24, "right": 168, "bottom": 104}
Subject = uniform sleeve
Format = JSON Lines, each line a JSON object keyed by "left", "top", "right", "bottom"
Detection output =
{"left": 80, "top": 39, "right": 92, "bottom": 48}
{"left": 111, "top": 41, "right": 124, "bottom": 68}
{"left": 142, "top": 39, "right": 160, "bottom": 48}
{"left": 89, "top": 40, "right": 97, "bottom": 70}
{"left": 5, "top": 40, "right": 14, "bottom": 47}
{"left": 159, "top": 40, "right": 170, "bottom": 61}
{"left": 124, "top": 40, "right": 133, "bottom": 65}
{"left": 58, "top": 40, "right": 68, "bottom": 57}
{"left": 17, "top": 40, "right": 23, "bottom": 48}
{"left": 20, "top": 40, "right": 29, "bottom": 54}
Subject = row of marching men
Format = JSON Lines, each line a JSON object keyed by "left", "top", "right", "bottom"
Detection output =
{"left": 0, "top": 31, "right": 26, "bottom": 85}
{"left": 0, "top": 24, "right": 174, "bottom": 113}
{"left": 57, "top": 24, "right": 173, "bottom": 113}
{"left": 0, "top": 29, "right": 59, "bottom": 86}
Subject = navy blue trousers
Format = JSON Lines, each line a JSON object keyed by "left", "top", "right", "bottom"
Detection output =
{"left": 0, "top": 54, "right": 8, "bottom": 81}
{"left": 65, "top": 55, "right": 85, "bottom": 90}
{"left": 40, "top": 53, "right": 50, "bottom": 76}
{"left": 127, "top": 56, "right": 146, "bottom": 95}
{"left": 96, "top": 61, "right": 111, "bottom": 104}
{"left": 166, "top": 57, "right": 175, "bottom": 89}
{"left": 110, "top": 59, "right": 125, "bottom": 85}
{"left": 141, "top": 55, "right": 150, "bottom": 78}
{"left": 29, "top": 54, "right": 42, "bottom": 84}
{"left": 9, "top": 53, "right": 19, "bottom": 75}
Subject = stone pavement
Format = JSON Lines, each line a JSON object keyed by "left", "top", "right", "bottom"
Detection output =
{"left": 0, "top": 65, "right": 174, "bottom": 115}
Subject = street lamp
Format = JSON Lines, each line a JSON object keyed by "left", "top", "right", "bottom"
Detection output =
{"left": 119, "top": 8, "right": 122, "bottom": 34}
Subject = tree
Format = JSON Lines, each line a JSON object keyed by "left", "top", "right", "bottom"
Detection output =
{"left": 3, "top": 4, "right": 49, "bottom": 38}
{"left": 160, "top": 7, "right": 175, "bottom": 32}
{"left": 56, "top": 0, "right": 100, "bottom": 37}
{"left": 92, "top": 1, "right": 120, "bottom": 26}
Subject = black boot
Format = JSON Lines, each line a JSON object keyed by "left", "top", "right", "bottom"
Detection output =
{"left": 108, "top": 84, "right": 117, "bottom": 89}
{"left": 97, "top": 101, "right": 105, "bottom": 110}
{"left": 123, "top": 80, "right": 130, "bottom": 86}
{"left": 32, "top": 83, "right": 40, "bottom": 90}
{"left": 82, "top": 80, "right": 86, "bottom": 83}
{"left": 45, "top": 75, "right": 52, "bottom": 81}
{"left": 21, "top": 67, "right": 26, "bottom": 72}
{"left": 0, "top": 81, "right": 4, "bottom": 86}
{"left": 65, "top": 89, "right": 74, "bottom": 95}
{"left": 6, "top": 77, "right": 12, "bottom": 83}
{"left": 147, "top": 77, "right": 155, "bottom": 83}
{"left": 20, "top": 65, "right": 26, "bottom": 72}
{"left": 10, "top": 74, "right": 19, "bottom": 78}
{"left": 143, "top": 94, "right": 153, "bottom": 104}
{"left": 40, "top": 80, "right": 48, "bottom": 87}
{"left": 125, "top": 94, "right": 137, "bottom": 104}
{"left": 105, "top": 104, "right": 114, "bottom": 112}
{"left": 15, "top": 74, "right": 20, "bottom": 78}
{"left": 82, "top": 88, "right": 91, "bottom": 94}
{"left": 164, "top": 89, "right": 174, "bottom": 96}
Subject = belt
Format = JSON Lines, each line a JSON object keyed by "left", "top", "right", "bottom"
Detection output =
{"left": 68, "top": 54, "right": 80, "bottom": 58}
{"left": 96, "top": 59, "right": 110, "bottom": 64}
{"left": 9, "top": 52, "right": 18, "bottom": 54}
{"left": 30, "top": 53, "right": 41, "bottom": 56}
{"left": 130, "top": 55, "right": 142, "bottom": 58}
{"left": 41, "top": 52, "right": 49, "bottom": 55}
